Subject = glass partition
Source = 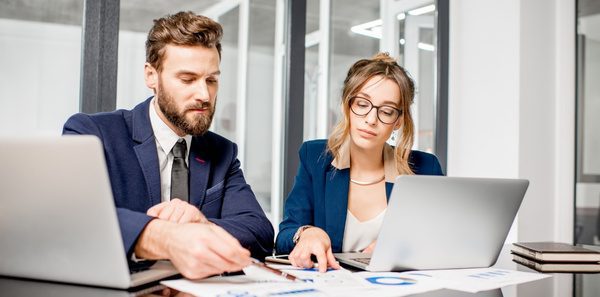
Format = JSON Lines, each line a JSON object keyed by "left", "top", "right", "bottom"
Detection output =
{"left": 244, "top": 0, "right": 277, "bottom": 218}
{"left": 328, "top": 0, "right": 380, "bottom": 133}
{"left": 0, "top": 0, "right": 83, "bottom": 134}
{"left": 575, "top": 0, "right": 600, "bottom": 248}
{"left": 302, "top": 0, "right": 440, "bottom": 153}
{"left": 382, "top": 1, "right": 436, "bottom": 152}
{"left": 116, "top": 0, "right": 276, "bottom": 220}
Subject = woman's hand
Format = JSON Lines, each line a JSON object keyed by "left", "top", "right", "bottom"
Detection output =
{"left": 289, "top": 227, "right": 341, "bottom": 273}
{"left": 362, "top": 240, "right": 377, "bottom": 254}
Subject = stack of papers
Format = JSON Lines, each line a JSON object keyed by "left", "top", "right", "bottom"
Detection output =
{"left": 162, "top": 265, "right": 550, "bottom": 297}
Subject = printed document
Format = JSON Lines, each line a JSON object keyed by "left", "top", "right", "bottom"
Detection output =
{"left": 162, "top": 264, "right": 549, "bottom": 296}
{"left": 162, "top": 265, "right": 443, "bottom": 297}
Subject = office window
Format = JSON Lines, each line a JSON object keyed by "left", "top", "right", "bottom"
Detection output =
{"left": 0, "top": 0, "right": 83, "bottom": 134}
{"left": 301, "top": 0, "right": 441, "bottom": 154}
{"left": 396, "top": 3, "right": 436, "bottom": 153}
{"left": 328, "top": 0, "right": 380, "bottom": 134}
{"left": 302, "top": 0, "right": 380, "bottom": 140}
{"left": 575, "top": 0, "right": 600, "bottom": 247}
{"left": 303, "top": 0, "right": 321, "bottom": 140}
{"left": 244, "top": 0, "right": 277, "bottom": 217}
{"left": 304, "top": 45, "right": 319, "bottom": 140}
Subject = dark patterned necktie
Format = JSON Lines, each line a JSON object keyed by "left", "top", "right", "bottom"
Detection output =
{"left": 170, "top": 139, "right": 188, "bottom": 202}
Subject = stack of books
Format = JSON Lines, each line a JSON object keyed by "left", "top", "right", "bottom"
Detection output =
{"left": 511, "top": 242, "right": 600, "bottom": 273}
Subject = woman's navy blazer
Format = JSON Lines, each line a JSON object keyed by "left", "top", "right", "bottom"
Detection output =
{"left": 275, "top": 139, "right": 444, "bottom": 254}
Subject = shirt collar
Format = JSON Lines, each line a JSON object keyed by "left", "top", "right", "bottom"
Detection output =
{"left": 331, "top": 138, "right": 398, "bottom": 183}
{"left": 149, "top": 98, "right": 192, "bottom": 159}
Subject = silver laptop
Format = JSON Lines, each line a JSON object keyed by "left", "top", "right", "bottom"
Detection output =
{"left": 0, "top": 136, "right": 178, "bottom": 289}
{"left": 335, "top": 175, "right": 529, "bottom": 271}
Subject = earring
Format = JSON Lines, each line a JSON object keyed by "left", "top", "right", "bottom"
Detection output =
{"left": 389, "top": 130, "right": 399, "bottom": 144}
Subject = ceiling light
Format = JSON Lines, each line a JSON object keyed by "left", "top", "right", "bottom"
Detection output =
{"left": 418, "top": 42, "right": 435, "bottom": 51}
{"left": 350, "top": 19, "right": 383, "bottom": 39}
{"left": 408, "top": 4, "right": 436, "bottom": 16}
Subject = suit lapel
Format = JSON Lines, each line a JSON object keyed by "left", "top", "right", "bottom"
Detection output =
{"left": 189, "top": 136, "right": 211, "bottom": 207}
{"left": 324, "top": 168, "right": 349, "bottom": 252}
{"left": 385, "top": 182, "right": 393, "bottom": 202}
{"left": 131, "top": 98, "right": 161, "bottom": 206}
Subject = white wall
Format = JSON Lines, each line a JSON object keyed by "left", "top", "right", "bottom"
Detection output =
{"left": 116, "top": 31, "right": 153, "bottom": 109}
{"left": 448, "top": 0, "right": 574, "bottom": 240}
{"left": 0, "top": 19, "right": 81, "bottom": 135}
{"left": 517, "top": 0, "right": 575, "bottom": 245}
{"left": 448, "top": 0, "right": 521, "bottom": 179}
{"left": 449, "top": 0, "right": 574, "bottom": 295}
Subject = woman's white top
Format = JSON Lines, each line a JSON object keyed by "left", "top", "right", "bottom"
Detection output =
{"left": 342, "top": 208, "right": 387, "bottom": 252}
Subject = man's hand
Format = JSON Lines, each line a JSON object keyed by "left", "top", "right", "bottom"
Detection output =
{"left": 135, "top": 220, "right": 251, "bottom": 279}
{"left": 147, "top": 199, "right": 208, "bottom": 224}
{"left": 288, "top": 227, "right": 340, "bottom": 273}
{"left": 167, "top": 223, "right": 251, "bottom": 279}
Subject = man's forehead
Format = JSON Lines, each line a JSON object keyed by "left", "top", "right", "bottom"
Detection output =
{"left": 161, "top": 44, "right": 220, "bottom": 73}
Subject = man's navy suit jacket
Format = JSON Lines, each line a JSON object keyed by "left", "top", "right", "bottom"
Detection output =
{"left": 275, "top": 139, "right": 444, "bottom": 254}
{"left": 63, "top": 98, "right": 274, "bottom": 258}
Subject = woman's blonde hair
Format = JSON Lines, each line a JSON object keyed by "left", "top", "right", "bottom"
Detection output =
{"left": 327, "top": 52, "right": 415, "bottom": 175}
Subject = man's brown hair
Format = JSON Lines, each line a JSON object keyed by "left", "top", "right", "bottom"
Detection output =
{"left": 146, "top": 11, "right": 223, "bottom": 72}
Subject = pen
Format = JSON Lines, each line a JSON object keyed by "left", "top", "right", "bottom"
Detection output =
{"left": 250, "top": 258, "right": 299, "bottom": 282}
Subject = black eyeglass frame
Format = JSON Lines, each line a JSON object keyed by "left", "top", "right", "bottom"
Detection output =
{"left": 349, "top": 96, "right": 403, "bottom": 125}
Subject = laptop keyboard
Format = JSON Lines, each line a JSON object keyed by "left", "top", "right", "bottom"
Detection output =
{"left": 352, "top": 257, "right": 371, "bottom": 265}
{"left": 129, "top": 260, "right": 156, "bottom": 274}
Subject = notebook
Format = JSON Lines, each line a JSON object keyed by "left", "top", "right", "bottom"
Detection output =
{"left": 511, "top": 242, "right": 600, "bottom": 262}
{"left": 0, "top": 136, "right": 179, "bottom": 288}
{"left": 512, "top": 253, "right": 600, "bottom": 273}
{"left": 335, "top": 175, "right": 529, "bottom": 271}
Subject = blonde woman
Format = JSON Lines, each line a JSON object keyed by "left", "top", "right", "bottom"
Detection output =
{"left": 275, "top": 53, "right": 443, "bottom": 272}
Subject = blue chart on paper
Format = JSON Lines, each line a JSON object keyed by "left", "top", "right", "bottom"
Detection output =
{"left": 365, "top": 276, "right": 417, "bottom": 286}
{"left": 216, "top": 290, "right": 258, "bottom": 297}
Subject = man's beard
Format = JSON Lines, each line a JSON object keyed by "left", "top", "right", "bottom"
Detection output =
{"left": 156, "top": 87, "right": 215, "bottom": 136}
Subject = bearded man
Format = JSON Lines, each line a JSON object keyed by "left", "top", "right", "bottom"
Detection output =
{"left": 62, "top": 11, "right": 273, "bottom": 280}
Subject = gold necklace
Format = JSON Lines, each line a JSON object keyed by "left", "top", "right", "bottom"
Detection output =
{"left": 350, "top": 175, "right": 385, "bottom": 186}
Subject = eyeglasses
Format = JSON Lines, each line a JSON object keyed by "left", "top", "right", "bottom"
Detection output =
{"left": 349, "top": 97, "right": 402, "bottom": 124}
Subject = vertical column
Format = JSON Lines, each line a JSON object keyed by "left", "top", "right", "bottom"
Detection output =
{"left": 435, "top": 0, "right": 449, "bottom": 173}
{"left": 237, "top": 0, "right": 249, "bottom": 169}
{"left": 80, "top": 0, "right": 120, "bottom": 113}
{"left": 316, "top": 0, "right": 331, "bottom": 138}
{"left": 283, "top": 0, "right": 306, "bottom": 199}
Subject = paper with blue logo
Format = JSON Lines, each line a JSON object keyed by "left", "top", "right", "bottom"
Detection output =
{"left": 162, "top": 264, "right": 442, "bottom": 297}
{"left": 161, "top": 264, "right": 548, "bottom": 296}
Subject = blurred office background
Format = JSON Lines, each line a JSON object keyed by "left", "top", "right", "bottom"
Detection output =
{"left": 0, "top": 1, "right": 599, "bottom": 293}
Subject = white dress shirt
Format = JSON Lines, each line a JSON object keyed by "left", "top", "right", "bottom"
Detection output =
{"left": 148, "top": 99, "right": 192, "bottom": 202}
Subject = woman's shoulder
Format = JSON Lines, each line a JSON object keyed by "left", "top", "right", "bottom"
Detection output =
{"left": 409, "top": 150, "right": 444, "bottom": 175}
{"left": 301, "top": 139, "right": 328, "bottom": 151}
{"left": 409, "top": 149, "right": 436, "bottom": 160}
{"left": 299, "top": 139, "right": 332, "bottom": 164}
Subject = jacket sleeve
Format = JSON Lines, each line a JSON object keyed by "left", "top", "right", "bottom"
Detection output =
{"left": 275, "top": 142, "right": 315, "bottom": 254}
{"left": 62, "top": 114, "right": 154, "bottom": 258}
{"left": 208, "top": 144, "right": 275, "bottom": 259}
{"left": 430, "top": 154, "right": 444, "bottom": 176}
